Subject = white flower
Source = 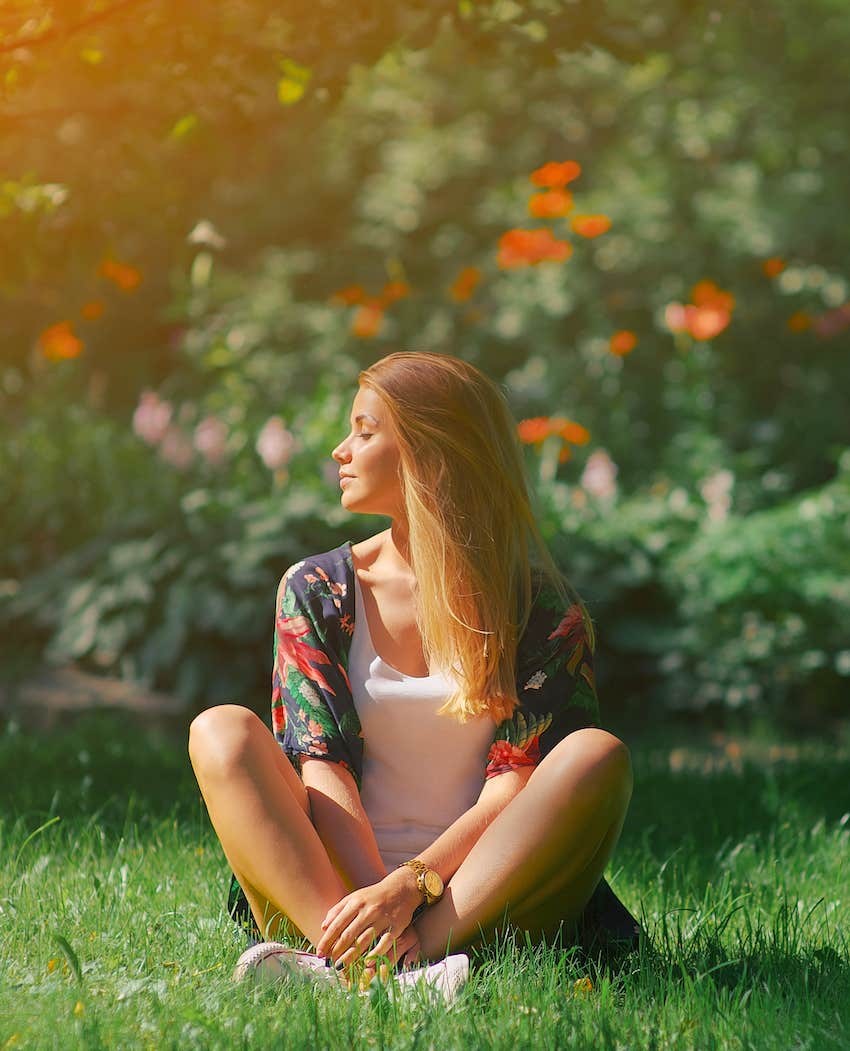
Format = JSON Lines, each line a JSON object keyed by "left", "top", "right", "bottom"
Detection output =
{"left": 256, "top": 416, "right": 295, "bottom": 471}
{"left": 284, "top": 560, "right": 306, "bottom": 582}
{"left": 187, "top": 220, "right": 227, "bottom": 250}
{"left": 523, "top": 670, "right": 547, "bottom": 690}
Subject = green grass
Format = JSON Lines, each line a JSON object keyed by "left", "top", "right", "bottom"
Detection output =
{"left": 1, "top": 713, "right": 848, "bottom": 1050}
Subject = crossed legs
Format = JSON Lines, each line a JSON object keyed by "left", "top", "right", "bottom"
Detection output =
{"left": 188, "top": 705, "right": 632, "bottom": 962}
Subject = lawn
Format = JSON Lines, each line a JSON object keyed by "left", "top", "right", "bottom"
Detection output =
{"left": 1, "top": 712, "right": 848, "bottom": 1050}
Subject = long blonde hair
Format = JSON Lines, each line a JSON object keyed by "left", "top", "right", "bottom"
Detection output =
{"left": 358, "top": 351, "right": 585, "bottom": 724}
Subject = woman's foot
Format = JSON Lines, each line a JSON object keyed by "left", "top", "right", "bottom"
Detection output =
{"left": 232, "top": 942, "right": 344, "bottom": 986}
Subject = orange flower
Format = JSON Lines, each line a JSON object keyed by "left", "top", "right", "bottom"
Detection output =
{"left": 787, "top": 310, "right": 811, "bottom": 332}
{"left": 98, "top": 257, "right": 142, "bottom": 291}
{"left": 378, "top": 280, "right": 410, "bottom": 306}
{"left": 550, "top": 418, "right": 590, "bottom": 445}
{"left": 517, "top": 416, "right": 552, "bottom": 445}
{"left": 80, "top": 300, "right": 105, "bottom": 321}
{"left": 762, "top": 257, "right": 786, "bottom": 278}
{"left": 665, "top": 280, "right": 735, "bottom": 341}
{"left": 609, "top": 330, "right": 637, "bottom": 356}
{"left": 528, "top": 190, "right": 573, "bottom": 218}
{"left": 497, "top": 228, "right": 572, "bottom": 269}
{"left": 691, "top": 279, "right": 735, "bottom": 313}
{"left": 39, "top": 320, "right": 83, "bottom": 360}
{"left": 518, "top": 417, "right": 589, "bottom": 460}
{"left": 530, "top": 160, "right": 581, "bottom": 188}
{"left": 330, "top": 284, "right": 366, "bottom": 306}
{"left": 686, "top": 304, "right": 731, "bottom": 341}
{"left": 570, "top": 214, "right": 611, "bottom": 238}
{"left": 351, "top": 300, "right": 384, "bottom": 338}
{"left": 449, "top": 266, "right": 482, "bottom": 302}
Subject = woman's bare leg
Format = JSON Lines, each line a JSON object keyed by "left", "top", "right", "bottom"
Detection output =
{"left": 414, "top": 728, "right": 633, "bottom": 960}
{"left": 188, "top": 704, "right": 347, "bottom": 945}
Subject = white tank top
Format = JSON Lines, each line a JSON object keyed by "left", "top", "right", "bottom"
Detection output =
{"left": 349, "top": 570, "right": 496, "bottom": 870}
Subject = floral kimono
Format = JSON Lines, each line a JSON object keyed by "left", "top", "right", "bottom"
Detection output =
{"left": 228, "top": 539, "right": 641, "bottom": 955}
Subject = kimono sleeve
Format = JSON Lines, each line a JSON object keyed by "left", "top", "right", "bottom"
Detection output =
{"left": 485, "top": 587, "right": 600, "bottom": 780}
{"left": 270, "top": 562, "right": 355, "bottom": 776}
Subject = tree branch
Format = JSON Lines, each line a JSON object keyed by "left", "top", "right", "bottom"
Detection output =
{"left": 0, "top": 0, "right": 152, "bottom": 57}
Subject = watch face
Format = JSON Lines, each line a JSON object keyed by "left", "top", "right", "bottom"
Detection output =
{"left": 424, "top": 870, "right": 444, "bottom": 899}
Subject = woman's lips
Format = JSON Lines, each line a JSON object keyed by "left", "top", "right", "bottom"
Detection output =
{"left": 340, "top": 476, "right": 355, "bottom": 487}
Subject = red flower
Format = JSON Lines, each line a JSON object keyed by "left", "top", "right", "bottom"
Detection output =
{"left": 276, "top": 614, "right": 337, "bottom": 695}
{"left": 548, "top": 604, "right": 587, "bottom": 647}
{"left": 271, "top": 689, "right": 287, "bottom": 733}
{"left": 486, "top": 736, "right": 540, "bottom": 775}
{"left": 609, "top": 330, "right": 637, "bottom": 356}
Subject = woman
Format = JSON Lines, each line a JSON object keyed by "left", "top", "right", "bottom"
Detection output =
{"left": 189, "top": 351, "right": 636, "bottom": 992}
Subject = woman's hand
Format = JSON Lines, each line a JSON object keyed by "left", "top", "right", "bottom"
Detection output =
{"left": 316, "top": 868, "right": 422, "bottom": 968}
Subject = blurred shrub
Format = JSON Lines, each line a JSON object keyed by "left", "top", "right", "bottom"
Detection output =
{"left": 536, "top": 453, "right": 850, "bottom": 727}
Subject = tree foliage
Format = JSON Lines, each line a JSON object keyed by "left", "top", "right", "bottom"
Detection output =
{"left": 2, "top": 1, "right": 849, "bottom": 723}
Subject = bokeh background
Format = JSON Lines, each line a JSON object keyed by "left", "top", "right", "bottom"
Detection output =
{"left": 2, "top": 0, "right": 849, "bottom": 733}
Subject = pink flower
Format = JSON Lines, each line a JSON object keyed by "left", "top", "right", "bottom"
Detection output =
{"left": 699, "top": 469, "right": 734, "bottom": 523}
{"left": 133, "top": 390, "right": 172, "bottom": 445}
{"left": 664, "top": 302, "right": 689, "bottom": 334}
{"left": 256, "top": 416, "right": 295, "bottom": 471}
{"left": 159, "top": 425, "right": 194, "bottom": 470}
{"left": 580, "top": 449, "right": 618, "bottom": 502}
{"left": 193, "top": 415, "right": 228, "bottom": 466}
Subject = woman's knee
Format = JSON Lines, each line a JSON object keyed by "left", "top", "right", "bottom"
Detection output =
{"left": 188, "top": 703, "right": 267, "bottom": 778}
{"left": 542, "top": 728, "right": 633, "bottom": 806}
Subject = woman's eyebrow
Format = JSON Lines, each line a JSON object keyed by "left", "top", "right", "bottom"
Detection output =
{"left": 351, "top": 413, "right": 379, "bottom": 426}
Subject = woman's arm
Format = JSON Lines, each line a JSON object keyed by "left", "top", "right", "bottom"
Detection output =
{"left": 300, "top": 757, "right": 388, "bottom": 892}
{"left": 404, "top": 766, "right": 534, "bottom": 891}
{"left": 315, "top": 765, "right": 534, "bottom": 966}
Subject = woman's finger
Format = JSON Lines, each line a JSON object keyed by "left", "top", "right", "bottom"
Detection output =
{"left": 317, "top": 904, "right": 357, "bottom": 957}
{"left": 329, "top": 913, "right": 375, "bottom": 963}
{"left": 363, "top": 928, "right": 398, "bottom": 966}
{"left": 321, "top": 900, "right": 343, "bottom": 930}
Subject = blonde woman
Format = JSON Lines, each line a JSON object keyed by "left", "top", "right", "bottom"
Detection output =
{"left": 189, "top": 352, "right": 638, "bottom": 997}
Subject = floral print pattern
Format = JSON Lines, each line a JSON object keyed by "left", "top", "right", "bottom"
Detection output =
{"left": 271, "top": 540, "right": 599, "bottom": 791}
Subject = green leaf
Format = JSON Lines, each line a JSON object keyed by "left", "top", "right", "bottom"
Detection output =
{"left": 169, "top": 113, "right": 199, "bottom": 140}
{"left": 276, "top": 57, "right": 311, "bottom": 105}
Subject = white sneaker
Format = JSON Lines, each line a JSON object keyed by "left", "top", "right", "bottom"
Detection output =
{"left": 367, "top": 953, "right": 470, "bottom": 1007}
{"left": 232, "top": 941, "right": 343, "bottom": 987}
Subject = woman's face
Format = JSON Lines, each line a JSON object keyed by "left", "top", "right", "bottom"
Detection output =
{"left": 331, "top": 386, "right": 405, "bottom": 519}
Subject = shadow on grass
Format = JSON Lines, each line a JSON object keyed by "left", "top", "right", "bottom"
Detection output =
{"left": 0, "top": 710, "right": 197, "bottom": 829}
{"left": 619, "top": 747, "right": 850, "bottom": 887}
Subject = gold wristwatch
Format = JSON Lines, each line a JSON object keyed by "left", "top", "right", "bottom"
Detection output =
{"left": 400, "top": 858, "right": 444, "bottom": 910}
